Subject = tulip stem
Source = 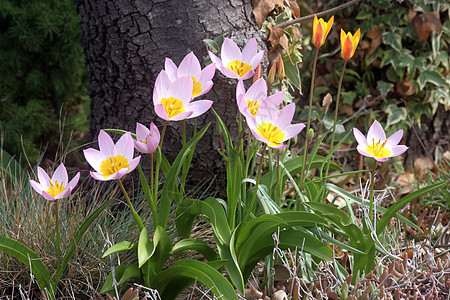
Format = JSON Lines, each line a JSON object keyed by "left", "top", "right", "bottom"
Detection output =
{"left": 159, "top": 120, "right": 168, "bottom": 149}
{"left": 118, "top": 179, "right": 144, "bottom": 231}
{"left": 325, "top": 60, "right": 347, "bottom": 180}
{"left": 54, "top": 199, "right": 61, "bottom": 270}
{"left": 245, "top": 144, "right": 267, "bottom": 221}
{"left": 369, "top": 161, "right": 378, "bottom": 223}
{"left": 300, "top": 47, "right": 319, "bottom": 192}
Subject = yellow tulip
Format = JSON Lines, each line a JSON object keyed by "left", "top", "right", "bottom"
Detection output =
{"left": 311, "top": 15, "right": 334, "bottom": 48}
{"left": 340, "top": 28, "right": 361, "bottom": 61}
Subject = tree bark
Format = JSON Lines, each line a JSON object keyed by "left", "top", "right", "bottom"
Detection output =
{"left": 75, "top": 0, "right": 266, "bottom": 194}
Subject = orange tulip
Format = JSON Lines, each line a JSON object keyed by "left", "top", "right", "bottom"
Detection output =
{"left": 340, "top": 28, "right": 361, "bottom": 61}
{"left": 311, "top": 15, "right": 334, "bottom": 48}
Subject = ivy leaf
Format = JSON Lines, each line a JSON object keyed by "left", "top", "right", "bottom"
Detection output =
{"left": 377, "top": 81, "right": 394, "bottom": 99}
{"left": 382, "top": 31, "right": 402, "bottom": 52}
{"left": 370, "top": 0, "right": 392, "bottom": 9}
{"left": 283, "top": 52, "right": 301, "bottom": 90}
{"left": 417, "top": 70, "right": 446, "bottom": 90}
{"left": 398, "top": 53, "right": 426, "bottom": 76}
{"left": 385, "top": 104, "right": 407, "bottom": 127}
{"left": 381, "top": 49, "right": 401, "bottom": 71}
{"left": 408, "top": 101, "right": 432, "bottom": 125}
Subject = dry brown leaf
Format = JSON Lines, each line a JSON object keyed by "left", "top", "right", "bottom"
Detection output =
{"left": 414, "top": 156, "right": 434, "bottom": 179}
{"left": 267, "top": 23, "right": 290, "bottom": 59}
{"left": 322, "top": 93, "right": 332, "bottom": 114}
{"left": 253, "top": 0, "right": 284, "bottom": 28}
{"left": 341, "top": 104, "right": 353, "bottom": 117}
{"left": 365, "top": 25, "right": 382, "bottom": 58}
{"left": 287, "top": 0, "right": 301, "bottom": 18}
{"left": 408, "top": 8, "right": 417, "bottom": 22}
{"left": 413, "top": 12, "right": 442, "bottom": 41}
{"left": 396, "top": 77, "right": 415, "bottom": 96}
{"left": 396, "top": 173, "right": 414, "bottom": 194}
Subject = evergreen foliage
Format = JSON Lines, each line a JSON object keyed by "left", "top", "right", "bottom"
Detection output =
{"left": 0, "top": 0, "right": 89, "bottom": 164}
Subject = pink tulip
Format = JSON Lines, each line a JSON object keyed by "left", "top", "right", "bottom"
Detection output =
{"left": 83, "top": 130, "right": 141, "bottom": 181}
{"left": 134, "top": 122, "right": 160, "bottom": 154}
{"left": 247, "top": 100, "right": 305, "bottom": 149}
{"left": 208, "top": 37, "right": 264, "bottom": 80}
{"left": 164, "top": 52, "right": 215, "bottom": 98}
{"left": 353, "top": 120, "right": 408, "bottom": 162}
{"left": 236, "top": 78, "right": 284, "bottom": 120}
{"left": 30, "top": 163, "right": 80, "bottom": 201}
{"left": 153, "top": 71, "right": 213, "bottom": 121}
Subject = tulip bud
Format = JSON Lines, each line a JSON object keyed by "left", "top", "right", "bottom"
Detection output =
{"left": 252, "top": 64, "right": 262, "bottom": 83}
{"left": 312, "top": 15, "right": 334, "bottom": 48}
{"left": 307, "top": 128, "right": 314, "bottom": 142}
{"left": 277, "top": 54, "right": 285, "bottom": 81}
{"left": 267, "top": 62, "right": 276, "bottom": 88}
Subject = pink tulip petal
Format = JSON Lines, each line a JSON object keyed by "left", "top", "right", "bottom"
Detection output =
{"left": 153, "top": 70, "right": 172, "bottom": 105}
{"left": 128, "top": 156, "right": 141, "bottom": 173}
{"left": 208, "top": 51, "right": 223, "bottom": 68}
{"left": 386, "top": 129, "right": 403, "bottom": 149}
{"left": 41, "top": 190, "right": 56, "bottom": 201}
{"left": 389, "top": 145, "right": 408, "bottom": 157}
{"left": 185, "top": 100, "right": 213, "bottom": 119}
{"left": 242, "top": 37, "right": 257, "bottom": 63}
{"left": 196, "top": 81, "right": 213, "bottom": 97}
{"left": 221, "top": 38, "right": 242, "bottom": 65}
{"left": 108, "top": 167, "right": 129, "bottom": 180}
{"left": 237, "top": 95, "right": 250, "bottom": 118}
{"left": 275, "top": 103, "right": 295, "bottom": 129}
{"left": 236, "top": 79, "right": 246, "bottom": 102}
{"left": 136, "top": 122, "right": 150, "bottom": 142}
{"left": 168, "top": 77, "right": 193, "bottom": 104}
{"left": 98, "top": 130, "right": 115, "bottom": 158}
{"left": 375, "top": 157, "right": 389, "bottom": 162}
{"left": 67, "top": 172, "right": 80, "bottom": 190}
{"left": 219, "top": 66, "right": 241, "bottom": 79}
{"left": 269, "top": 144, "right": 288, "bottom": 149}
{"left": 353, "top": 128, "right": 368, "bottom": 147}
{"left": 245, "top": 78, "right": 267, "bottom": 102}
{"left": 52, "top": 163, "right": 68, "bottom": 186}
{"left": 149, "top": 122, "right": 160, "bottom": 141}
{"left": 55, "top": 188, "right": 71, "bottom": 200}
{"left": 155, "top": 104, "right": 170, "bottom": 121}
{"left": 367, "top": 120, "right": 386, "bottom": 143}
{"left": 283, "top": 123, "right": 306, "bottom": 141}
{"left": 30, "top": 180, "right": 45, "bottom": 194}
{"left": 178, "top": 52, "right": 201, "bottom": 78}
{"left": 356, "top": 145, "right": 372, "bottom": 158}
{"left": 83, "top": 148, "right": 106, "bottom": 173}
{"left": 90, "top": 171, "right": 110, "bottom": 181}
{"left": 240, "top": 69, "right": 255, "bottom": 80}
{"left": 249, "top": 50, "right": 264, "bottom": 68}
{"left": 199, "top": 63, "right": 216, "bottom": 82}
{"left": 115, "top": 132, "right": 134, "bottom": 160}
{"left": 267, "top": 91, "right": 284, "bottom": 107}
{"left": 134, "top": 140, "right": 147, "bottom": 153}
{"left": 164, "top": 58, "right": 178, "bottom": 81}
{"left": 146, "top": 138, "right": 159, "bottom": 154}
{"left": 37, "top": 167, "right": 51, "bottom": 189}
{"left": 169, "top": 110, "right": 194, "bottom": 121}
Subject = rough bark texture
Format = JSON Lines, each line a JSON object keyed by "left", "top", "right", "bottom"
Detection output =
{"left": 75, "top": 0, "right": 267, "bottom": 195}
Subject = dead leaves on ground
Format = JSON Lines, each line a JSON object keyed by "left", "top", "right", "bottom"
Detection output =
{"left": 253, "top": 0, "right": 300, "bottom": 28}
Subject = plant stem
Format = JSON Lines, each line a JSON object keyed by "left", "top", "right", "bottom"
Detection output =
{"left": 276, "top": 149, "right": 281, "bottom": 206}
{"left": 300, "top": 47, "right": 319, "bottom": 192}
{"left": 55, "top": 199, "right": 61, "bottom": 269}
{"left": 369, "top": 161, "right": 378, "bottom": 223}
{"left": 246, "top": 144, "right": 267, "bottom": 219}
{"left": 159, "top": 120, "right": 168, "bottom": 149}
{"left": 325, "top": 60, "right": 347, "bottom": 180}
{"left": 118, "top": 178, "right": 144, "bottom": 231}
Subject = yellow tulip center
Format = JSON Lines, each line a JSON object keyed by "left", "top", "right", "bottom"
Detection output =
{"left": 100, "top": 155, "right": 130, "bottom": 178}
{"left": 256, "top": 122, "right": 285, "bottom": 147}
{"left": 366, "top": 138, "right": 391, "bottom": 159}
{"left": 246, "top": 100, "right": 260, "bottom": 117}
{"left": 227, "top": 60, "right": 252, "bottom": 77}
{"left": 191, "top": 76, "right": 202, "bottom": 97}
{"left": 160, "top": 97, "right": 186, "bottom": 118}
{"left": 46, "top": 180, "right": 65, "bottom": 197}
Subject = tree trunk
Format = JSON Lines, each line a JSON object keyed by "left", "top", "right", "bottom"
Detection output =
{"left": 75, "top": 0, "right": 266, "bottom": 194}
